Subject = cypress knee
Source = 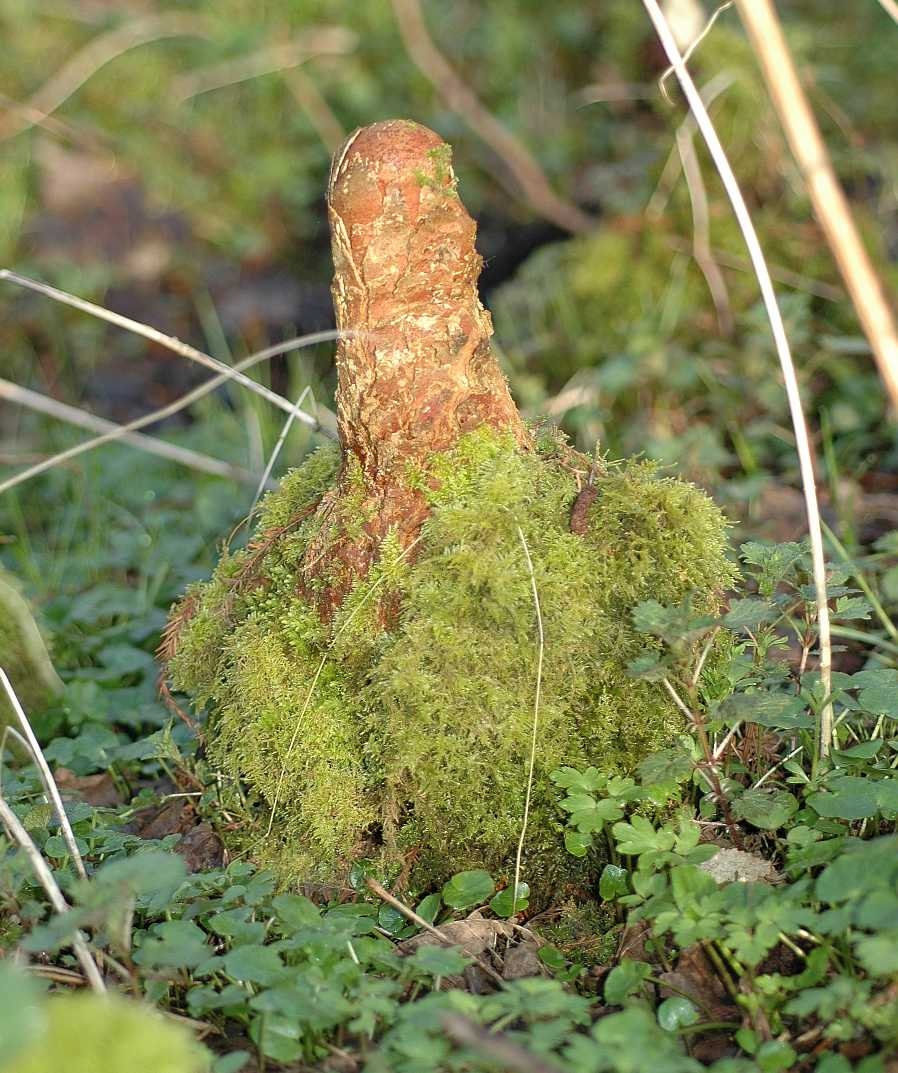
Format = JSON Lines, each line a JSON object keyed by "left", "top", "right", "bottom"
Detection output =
{"left": 167, "top": 120, "right": 735, "bottom": 896}
{"left": 304, "top": 120, "right": 528, "bottom": 616}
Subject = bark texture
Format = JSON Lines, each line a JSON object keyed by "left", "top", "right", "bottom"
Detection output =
{"left": 302, "top": 119, "right": 529, "bottom": 614}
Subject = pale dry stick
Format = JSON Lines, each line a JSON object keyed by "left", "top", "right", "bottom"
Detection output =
{"left": 0, "top": 270, "right": 316, "bottom": 425}
{"left": 0, "top": 795, "right": 105, "bottom": 992}
{"left": 173, "top": 27, "right": 357, "bottom": 103}
{"left": 0, "top": 668, "right": 86, "bottom": 880}
{"left": 513, "top": 526, "right": 544, "bottom": 917}
{"left": 389, "top": 0, "right": 595, "bottom": 235}
{"left": 876, "top": 0, "right": 898, "bottom": 25}
{"left": 249, "top": 385, "right": 313, "bottom": 519}
{"left": 442, "top": 1014, "right": 564, "bottom": 1073}
{"left": 659, "top": 1, "right": 735, "bottom": 104}
{"left": 735, "top": 0, "right": 898, "bottom": 412}
{"left": 642, "top": 0, "right": 835, "bottom": 756}
{"left": 0, "top": 92, "right": 104, "bottom": 152}
{"left": 264, "top": 533, "right": 425, "bottom": 840}
{"left": 676, "top": 121, "right": 734, "bottom": 335}
{"left": 0, "top": 331, "right": 342, "bottom": 497}
{"left": 283, "top": 66, "right": 346, "bottom": 154}
{"left": 0, "top": 13, "right": 208, "bottom": 142}
{"left": 0, "top": 377, "right": 262, "bottom": 486}
{"left": 364, "top": 877, "right": 505, "bottom": 987}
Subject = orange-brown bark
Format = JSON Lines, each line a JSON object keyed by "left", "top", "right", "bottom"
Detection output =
{"left": 301, "top": 119, "right": 529, "bottom": 615}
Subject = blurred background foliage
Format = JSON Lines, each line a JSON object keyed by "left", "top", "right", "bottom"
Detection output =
{"left": 1, "top": 0, "right": 897, "bottom": 548}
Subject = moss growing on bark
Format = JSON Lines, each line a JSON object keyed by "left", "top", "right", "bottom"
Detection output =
{"left": 169, "top": 428, "right": 735, "bottom": 890}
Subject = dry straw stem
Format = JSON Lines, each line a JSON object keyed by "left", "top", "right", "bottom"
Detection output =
{"left": 0, "top": 376, "right": 262, "bottom": 486}
{"left": 283, "top": 66, "right": 346, "bottom": 154}
{"left": 513, "top": 526, "right": 544, "bottom": 916}
{"left": 735, "top": 0, "right": 898, "bottom": 411}
{"left": 172, "top": 26, "right": 357, "bottom": 103}
{"left": 364, "top": 878, "right": 505, "bottom": 987}
{"left": 0, "top": 795, "right": 105, "bottom": 992}
{"left": 0, "top": 330, "right": 342, "bottom": 497}
{"left": 0, "top": 13, "right": 209, "bottom": 143}
{"left": 876, "top": 0, "right": 898, "bottom": 25}
{"left": 389, "top": 0, "right": 595, "bottom": 235}
{"left": 640, "top": 0, "right": 834, "bottom": 755}
{"left": 441, "top": 1014, "right": 562, "bottom": 1073}
{"left": 249, "top": 385, "right": 313, "bottom": 518}
{"left": 0, "top": 668, "right": 87, "bottom": 880}
{"left": 676, "top": 118, "right": 734, "bottom": 335}
{"left": 0, "top": 269, "right": 327, "bottom": 430}
{"left": 658, "top": 1, "right": 735, "bottom": 104}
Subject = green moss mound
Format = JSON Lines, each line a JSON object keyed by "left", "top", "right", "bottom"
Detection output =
{"left": 170, "top": 429, "right": 735, "bottom": 889}
{"left": 2, "top": 992, "right": 209, "bottom": 1073}
{"left": 0, "top": 567, "right": 62, "bottom": 740}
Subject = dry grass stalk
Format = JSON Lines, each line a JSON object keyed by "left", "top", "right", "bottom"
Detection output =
{"left": 676, "top": 120, "right": 734, "bottom": 335}
{"left": 0, "top": 13, "right": 208, "bottom": 143}
{"left": 641, "top": 0, "right": 834, "bottom": 755}
{"left": 659, "top": 1, "right": 735, "bottom": 103}
{"left": 249, "top": 386, "right": 313, "bottom": 520}
{"left": 0, "top": 331, "right": 342, "bottom": 497}
{"left": 283, "top": 66, "right": 346, "bottom": 154}
{"left": 875, "top": 0, "right": 898, "bottom": 25}
{"left": 172, "top": 26, "right": 357, "bottom": 103}
{"left": 0, "top": 795, "right": 105, "bottom": 992}
{"left": 0, "top": 668, "right": 87, "bottom": 880}
{"left": 513, "top": 526, "right": 544, "bottom": 915}
{"left": 735, "top": 0, "right": 898, "bottom": 412}
{"left": 389, "top": 0, "right": 595, "bottom": 235}
{"left": 0, "top": 376, "right": 261, "bottom": 486}
{"left": 364, "top": 878, "right": 506, "bottom": 987}
{"left": 0, "top": 270, "right": 320, "bottom": 426}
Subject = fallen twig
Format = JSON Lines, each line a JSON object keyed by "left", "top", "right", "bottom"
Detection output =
{"left": 441, "top": 1014, "right": 563, "bottom": 1073}
{"left": 365, "top": 877, "right": 505, "bottom": 987}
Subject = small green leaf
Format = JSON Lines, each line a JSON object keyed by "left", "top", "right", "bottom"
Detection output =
{"left": 721, "top": 691, "right": 813, "bottom": 730}
{"left": 489, "top": 883, "right": 530, "bottom": 917}
{"left": 564, "top": 830, "right": 592, "bottom": 857}
{"left": 406, "top": 945, "right": 469, "bottom": 977}
{"left": 414, "top": 893, "right": 442, "bottom": 925}
{"left": 377, "top": 903, "right": 407, "bottom": 935}
{"left": 599, "top": 864, "right": 629, "bottom": 901}
{"left": 656, "top": 996, "right": 698, "bottom": 1032}
{"left": 605, "top": 959, "right": 652, "bottom": 1005}
{"left": 638, "top": 748, "right": 693, "bottom": 788}
{"left": 723, "top": 598, "right": 776, "bottom": 630}
{"left": 808, "top": 776, "right": 880, "bottom": 819}
{"left": 222, "top": 946, "right": 287, "bottom": 986}
{"left": 442, "top": 870, "right": 495, "bottom": 910}
{"left": 732, "top": 787, "right": 799, "bottom": 830}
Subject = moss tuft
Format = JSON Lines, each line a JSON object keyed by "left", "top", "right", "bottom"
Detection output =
{"left": 170, "top": 429, "right": 735, "bottom": 891}
{"left": 4, "top": 992, "right": 209, "bottom": 1073}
